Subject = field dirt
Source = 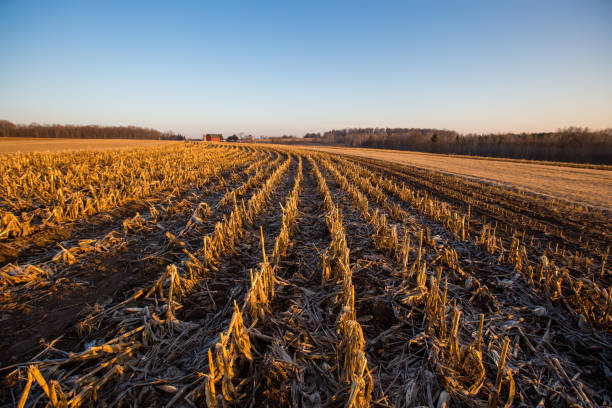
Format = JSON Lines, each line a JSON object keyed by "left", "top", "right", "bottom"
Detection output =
{"left": 1, "top": 144, "right": 610, "bottom": 408}
{"left": 286, "top": 145, "right": 612, "bottom": 210}
{"left": 0, "top": 137, "right": 179, "bottom": 153}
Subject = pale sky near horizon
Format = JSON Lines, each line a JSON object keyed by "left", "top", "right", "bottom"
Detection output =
{"left": 1, "top": 0, "right": 611, "bottom": 138}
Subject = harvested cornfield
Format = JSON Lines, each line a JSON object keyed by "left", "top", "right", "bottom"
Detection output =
{"left": 0, "top": 143, "right": 610, "bottom": 407}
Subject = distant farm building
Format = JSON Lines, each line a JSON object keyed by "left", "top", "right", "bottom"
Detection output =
{"left": 203, "top": 134, "right": 222, "bottom": 142}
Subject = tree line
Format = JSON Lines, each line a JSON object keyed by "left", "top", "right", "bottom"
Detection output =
{"left": 308, "top": 127, "right": 612, "bottom": 164}
{"left": 0, "top": 121, "right": 186, "bottom": 141}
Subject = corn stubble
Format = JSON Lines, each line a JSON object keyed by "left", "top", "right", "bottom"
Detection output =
{"left": 0, "top": 144, "right": 609, "bottom": 408}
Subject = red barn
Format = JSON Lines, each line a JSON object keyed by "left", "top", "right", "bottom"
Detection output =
{"left": 204, "top": 134, "right": 222, "bottom": 142}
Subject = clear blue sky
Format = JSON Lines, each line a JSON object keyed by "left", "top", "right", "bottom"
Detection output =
{"left": 1, "top": 1, "right": 611, "bottom": 138}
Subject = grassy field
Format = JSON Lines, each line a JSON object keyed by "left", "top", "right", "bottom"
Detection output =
{"left": 1, "top": 143, "right": 610, "bottom": 407}
{"left": 286, "top": 144, "right": 612, "bottom": 210}
{"left": 0, "top": 137, "right": 180, "bottom": 153}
